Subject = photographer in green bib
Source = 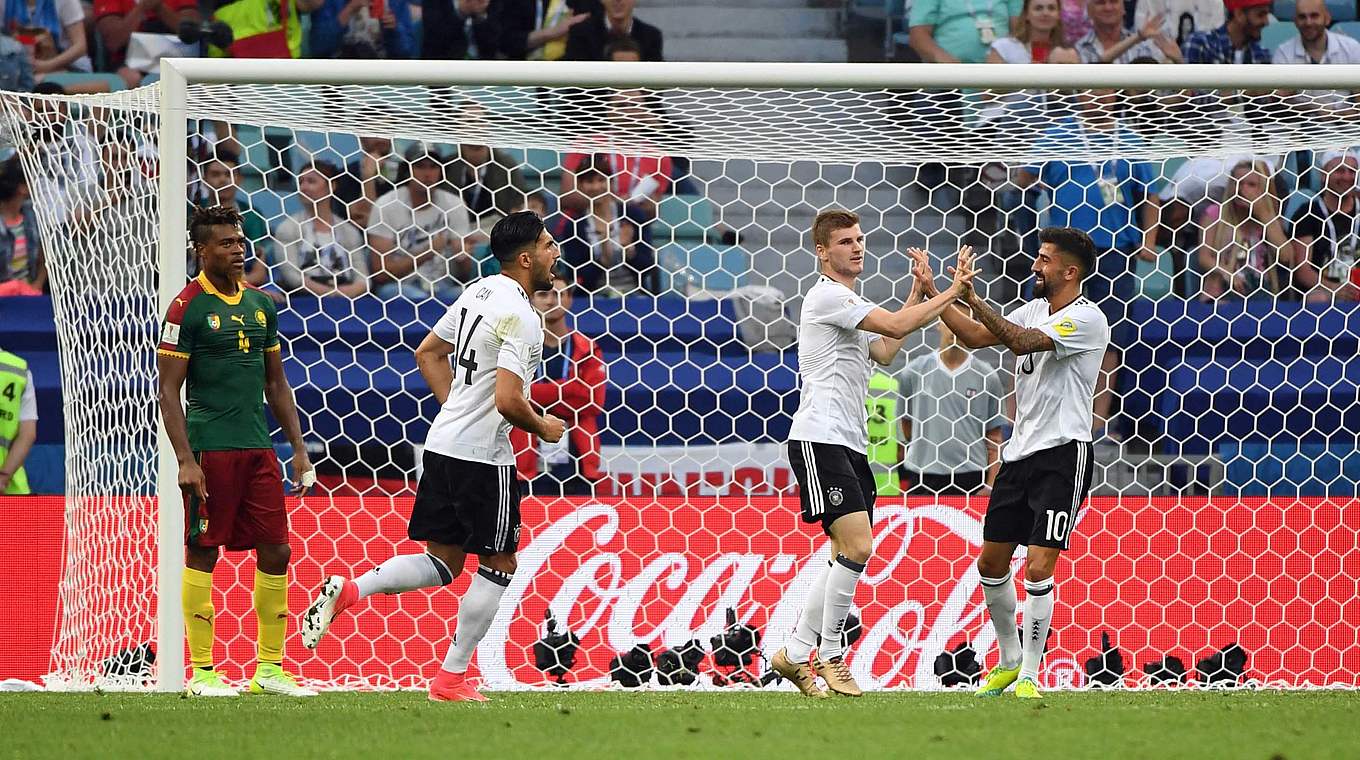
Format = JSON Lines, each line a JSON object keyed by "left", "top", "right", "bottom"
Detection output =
{"left": 0, "top": 348, "right": 38, "bottom": 495}
{"left": 865, "top": 370, "right": 903, "bottom": 496}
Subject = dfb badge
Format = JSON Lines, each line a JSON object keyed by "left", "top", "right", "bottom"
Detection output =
{"left": 828, "top": 486, "right": 844, "bottom": 507}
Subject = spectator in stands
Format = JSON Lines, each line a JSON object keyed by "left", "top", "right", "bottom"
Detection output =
{"left": 1075, "top": 0, "right": 1181, "bottom": 62}
{"left": 1016, "top": 88, "right": 1156, "bottom": 439}
{"left": 449, "top": 143, "right": 529, "bottom": 231}
{"left": 501, "top": 0, "right": 596, "bottom": 60}
{"left": 23, "top": 86, "right": 98, "bottom": 226}
{"left": 909, "top": 0, "right": 1021, "bottom": 64}
{"left": 95, "top": 0, "right": 199, "bottom": 88}
{"left": 897, "top": 324, "right": 1005, "bottom": 497}
{"left": 1152, "top": 155, "right": 1256, "bottom": 298}
{"left": 367, "top": 143, "right": 478, "bottom": 301}
{"left": 309, "top": 0, "right": 418, "bottom": 59}
{"left": 212, "top": 0, "right": 323, "bottom": 60}
{"left": 66, "top": 127, "right": 156, "bottom": 291}
{"left": 1136, "top": 0, "right": 1223, "bottom": 48}
{"left": 1181, "top": 0, "right": 1269, "bottom": 64}
{"left": 565, "top": 0, "right": 662, "bottom": 61}
{"left": 1288, "top": 151, "right": 1360, "bottom": 303}
{"left": 560, "top": 83, "right": 673, "bottom": 226}
{"left": 0, "top": 31, "right": 34, "bottom": 94}
{"left": 512, "top": 272, "right": 607, "bottom": 496}
{"left": 1059, "top": 0, "right": 1090, "bottom": 44}
{"left": 0, "top": 346, "right": 37, "bottom": 494}
{"left": 193, "top": 150, "right": 270, "bottom": 287}
{"left": 0, "top": 157, "right": 43, "bottom": 296}
{"left": 335, "top": 134, "right": 398, "bottom": 227}
{"left": 1017, "top": 89, "right": 1159, "bottom": 312}
{"left": 2, "top": 0, "right": 91, "bottom": 77}
{"left": 273, "top": 161, "right": 370, "bottom": 297}
{"left": 524, "top": 189, "right": 550, "bottom": 219}
{"left": 1196, "top": 158, "right": 1291, "bottom": 302}
{"left": 1272, "top": 0, "right": 1360, "bottom": 122}
{"left": 986, "top": 0, "right": 1064, "bottom": 64}
{"left": 422, "top": 0, "right": 501, "bottom": 60}
{"left": 553, "top": 158, "right": 655, "bottom": 294}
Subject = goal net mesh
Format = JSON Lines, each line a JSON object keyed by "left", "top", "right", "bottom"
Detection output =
{"left": 2, "top": 77, "right": 1359, "bottom": 691}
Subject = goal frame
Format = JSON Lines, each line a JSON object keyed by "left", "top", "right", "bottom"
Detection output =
{"left": 152, "top": 58, "right": 1360, "bottom": 692}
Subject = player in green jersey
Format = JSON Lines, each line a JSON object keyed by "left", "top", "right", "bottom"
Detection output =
{"left": 157, "top": 205, "right": 315, "bottom": 697}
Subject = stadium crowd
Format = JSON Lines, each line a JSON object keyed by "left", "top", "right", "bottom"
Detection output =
{"left": 3, "top": 0, "right": 1360, "bottom": 495}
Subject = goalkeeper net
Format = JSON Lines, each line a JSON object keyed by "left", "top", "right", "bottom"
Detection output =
{"left": 3, "top": 60, "right": 1359, "bottom": 691}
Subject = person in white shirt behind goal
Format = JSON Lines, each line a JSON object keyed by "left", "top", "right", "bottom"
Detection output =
{"left": 920, "top": 226, "right": 1109, "bottom": 700}
{"left": 772, "top": 208, "right": 977, "bottom": 698}
{"left": 299, "top": 211, "right": 566, "bottom": 703}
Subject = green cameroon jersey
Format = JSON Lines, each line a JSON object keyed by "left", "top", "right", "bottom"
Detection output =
{"left": 157, "top": 273, "right": 280, "bottom": 451}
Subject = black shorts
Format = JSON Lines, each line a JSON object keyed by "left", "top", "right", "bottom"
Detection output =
{"left": 787, "top": 440, "right": 876, "bottom": 536}
{"left": 409, "top": 450, "right": 522, "bottom": 556}
{"left": 983, "top": 440, "right": 1094, "bottom": 550}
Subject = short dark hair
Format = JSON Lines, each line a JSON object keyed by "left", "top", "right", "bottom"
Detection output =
{"left": 190, "top": 205, "right": 244, "bottom": 247}
{"left": 1039, "top": 226, "right": 1097, "bottom": 278}
{"left": 0, "top": 157, "right": 26, "bottom": 203}
{"left": 491, "top": 210, "right": 546, "bottom": 263}
{"left": 605, "top": 35, "right": 643, "bottom": 60}
{"left": 207, "top": 148, "right": 240, "bottom": 168}
{"left": 812, "top": 208, "right": 860, "bottom": 249}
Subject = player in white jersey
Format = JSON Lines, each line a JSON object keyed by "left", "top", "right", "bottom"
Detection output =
{"left": 300, "top": 211, "right": 566, "bottom": 703}
{"left": 921, "top": 226, "right": 1109, "bottom": 700}
{"left": 771, "top": 209, "right": 976, "bottom": 698}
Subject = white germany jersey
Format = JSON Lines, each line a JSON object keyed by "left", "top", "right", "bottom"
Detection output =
{"left": 423, "top": 274, "right": 543, "bottom": 466}
{"left": 1004, "top": 297, "right": 1110, "bottom": 462}
{"left": 788, "top": 276, "right": 880, "bottom": 453}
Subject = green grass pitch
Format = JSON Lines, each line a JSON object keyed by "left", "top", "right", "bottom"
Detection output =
{"left": 3, "top": 690, "right": 1356, "bottom": 759}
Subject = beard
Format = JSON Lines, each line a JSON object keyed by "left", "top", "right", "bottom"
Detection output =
{"left": 1033, "top": 275, "right": 1049, "bottom": 298}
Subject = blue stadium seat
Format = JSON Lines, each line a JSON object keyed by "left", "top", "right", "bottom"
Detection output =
{"left": 1221, "top": 441, "right": 1360, "bottom": 496}
{"left": 42, "top": 72, "right": 126, "bottom": 92}
{"left": 659, "top": 243, "right": 748, "bottom": 292}
{"left": 1159, "top": 354, "right": 1360, "bottom": 454}
{"left": 1331, "top": 19, "right": 1360, "bottom": 38}
{"left": 654, "top": 195, "right": 714, "bottom": 242}
{"left": 1260, "top": 20, "right": 1298, "bottom": 51}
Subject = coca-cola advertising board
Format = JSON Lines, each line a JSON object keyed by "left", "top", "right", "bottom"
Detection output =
{"left": 3, "top": 495, "right": 1356, "bottom": 688}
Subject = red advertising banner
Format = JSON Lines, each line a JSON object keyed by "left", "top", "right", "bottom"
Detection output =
{"left": 4, "top": 496, "right": 1358, "bottom": 688}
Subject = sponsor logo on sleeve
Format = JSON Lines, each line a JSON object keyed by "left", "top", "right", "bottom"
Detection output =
{"left": 1054, "top": 318, "right": 1078, "bottom": 337}
{"left": 161, "top": 322, "right": 181, "bottom": 346}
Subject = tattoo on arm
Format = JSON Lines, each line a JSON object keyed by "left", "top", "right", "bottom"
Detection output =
{"left": 968, "top": 297, "right": 1055, "bottom": 355}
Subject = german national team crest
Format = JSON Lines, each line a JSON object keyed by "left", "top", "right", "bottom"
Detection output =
{"left": 828, "top": 486, "right": 844, "bottom": 507}
{"left": 207, "top": 314, "right": 220, "bottom": 330}
{"left": 255, "top": 309, "right": 267, "bottom": 326}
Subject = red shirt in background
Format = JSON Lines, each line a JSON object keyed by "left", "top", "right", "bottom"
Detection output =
{"left": 94, "top": 0, "right": 197, "bottom": 27}
{"left": 563, "top": 151, "right": 672, "bottom": 200}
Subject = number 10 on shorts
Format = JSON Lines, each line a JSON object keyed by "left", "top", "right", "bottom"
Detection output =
{"left": 1044, "top": 509, "right": 1070, "bottom": 543}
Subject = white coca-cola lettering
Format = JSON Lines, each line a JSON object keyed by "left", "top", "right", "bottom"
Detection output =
{"left": 478, "top": 501, "right": 1024, "bottom": 689}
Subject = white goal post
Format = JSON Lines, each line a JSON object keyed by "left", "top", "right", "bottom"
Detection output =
{"left": 3, "top": 58, "right": 1359, "bottom": 692}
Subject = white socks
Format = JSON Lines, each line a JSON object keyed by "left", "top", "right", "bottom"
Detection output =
{"left": 818, "top": 554, "right": 865, "bottom": 661}
{"left": 441, "top": 567, "right": 513, "bottom": 674}
{"left": 1019, "top": 578, "right": 1055, "bottom": 681}
{"left": 354, "top": 553, "right": 453, "bottom": 599}
{"left": 785, "top": 560, "right": 832, "bottom": 664}
{"left": 981, "top": 572, "right": 1021, "bottom": 669}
